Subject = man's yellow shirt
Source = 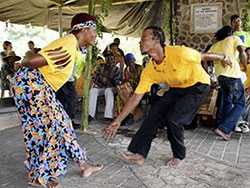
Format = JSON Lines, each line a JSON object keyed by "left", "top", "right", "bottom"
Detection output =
{"left": 135, "top": 46, "right": 210, "bottom": 94}
{"left": 38, "top": 34, "right": 84, "bottom": 91}
{"left": 209, "top": 36, "right": 243, "bottom": 79}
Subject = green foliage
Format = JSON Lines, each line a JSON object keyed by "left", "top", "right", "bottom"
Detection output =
{"left": 242, "top": 9, "right": 250, "bottom": 32}
{"left": 101, "top": 0, "right": 112, "bottom": 17}
{"left": 81, "top": 0, "right": 111, "bottom": 131}
{"left": 162, "top": 0, "right": 170, "bottom": 36}
{"left": 95, "top": 15, "right": 105, "bottom": 38}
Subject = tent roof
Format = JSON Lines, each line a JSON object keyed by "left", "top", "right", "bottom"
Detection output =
{"left": 0, "top": 0, "right": 168, "bottom": 37}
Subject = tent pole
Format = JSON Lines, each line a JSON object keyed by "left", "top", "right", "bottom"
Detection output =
{"left": 169, "top": 0, "right": 174, "bottom": 45}
{"left": 58, "top": 5, "right": 63, "bottom": 37}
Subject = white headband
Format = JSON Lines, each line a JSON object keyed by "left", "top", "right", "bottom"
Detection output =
{"left": 71, "top": 20, "right": 96, "bottom": 32}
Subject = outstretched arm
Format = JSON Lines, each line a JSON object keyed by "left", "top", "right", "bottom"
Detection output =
{"left": 103, "top": 93, "right": 144, "bottom": 140}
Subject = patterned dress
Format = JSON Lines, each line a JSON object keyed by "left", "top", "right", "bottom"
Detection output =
{"left": 13, "top": 67, "right": 87, "bottom": 186}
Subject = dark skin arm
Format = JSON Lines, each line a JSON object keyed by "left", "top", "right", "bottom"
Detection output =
{"left": 103, "top": 93, "right": 144, "bottom": 141}
{"left": 201, "top": 52, "right": 232, "bottom": 68}
{"left": 237, "top": 45, "right": 247, "bottom": 72}
{"left": 18, "top": 53, "right": 48, "bottom": 69}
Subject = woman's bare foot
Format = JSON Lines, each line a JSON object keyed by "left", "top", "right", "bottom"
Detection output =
{"left": 121, "top": 152, "right": 145, "bottom": 165}
{"left": 47, "top": 178, "right": 59, "bottom": 188}
{"left": 166, "top": 157, "right": 182, "bottom": 168}
{"left": 80, "top": 163, "right": 104, "bottom": 177}
{"left": 28, "top": 179, "right": 42, "bottom": 187}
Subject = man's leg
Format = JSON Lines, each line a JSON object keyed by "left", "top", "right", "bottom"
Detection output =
{"left": 165, "top": 84, "right": 209, "bottom": 166}
{"left": 217, "top": 78, "right": 245, "bottom": 134}
{"left": 104, "top": 88, "right": 114, "bottom": 119}
{"left": 216, "top": 76, "right": 234, "bottom": 128}
{"left": 127, "top": 90, "right": 176, "bottom": 160}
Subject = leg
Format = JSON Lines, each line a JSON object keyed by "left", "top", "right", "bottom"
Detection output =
{"left": 1, "top": 89, "right": 4, "bottom": 98}
{"left": 104, "top": 87, "right": 114, "bottom": 119}
{"left": 217, "top": 78, "right": 245, "bottom": 134}
{"left": 127, "top": 90, "right": 176, "bottom": 159}
{"left": 88, "top": 87, "right": 101, "bottom": 118}
{"left": 56, "top": 81, "right": 77, "bottom": 119}
{"left": 165, "top": 84, "right": 209, "bottom": 166}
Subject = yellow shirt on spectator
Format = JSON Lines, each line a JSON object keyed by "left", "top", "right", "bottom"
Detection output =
{"left": 233, "top": 31, "right": 250, "bottom": 47}
{"left": 208, "top": 36, "right": 243, "bottom": 79}
{"left": 38, "top": 34, "right": 84, "bottom": 91}
{"left": 135, "top": 46, "right": 210, "bottom": 94}
{"left": 244, "top": 64, "right": 250, "bottom": 88}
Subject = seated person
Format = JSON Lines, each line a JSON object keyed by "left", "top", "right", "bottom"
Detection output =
{"left": 88, "top": 54, "right": 122, "bottom": 121}
{"left": 104, "top": 42, "right": 125, "bottom": 73}
{"left": 117, "top": 53, "right": 143, "bottom": 125}
{"left": 25, "top": 41, "right": 41, "bottom": 56}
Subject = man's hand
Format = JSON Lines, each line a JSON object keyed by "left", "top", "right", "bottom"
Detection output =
{"left": 221, "top": 55, "right": 232, "bottom": 68}
{"left": 103, "top": 121, "right": 121, "bottom": 142}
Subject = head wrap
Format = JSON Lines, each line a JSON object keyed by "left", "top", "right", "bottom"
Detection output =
{"left": 70, "top": 13, "right": 96, "bottom": 32}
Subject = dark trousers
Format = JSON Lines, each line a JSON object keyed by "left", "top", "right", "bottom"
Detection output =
{"left": 128, "top": 83, "right": 210, "bottom": 160}
{"left": 216, "top": 76, "right": 245, "bottom": 134}
{"left": 56, "top": 81, "right": 77, "bottom": 119}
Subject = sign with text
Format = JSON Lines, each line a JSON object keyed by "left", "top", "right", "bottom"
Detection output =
{"left": 191, "top": 3, "right": 222, "bottom": 33}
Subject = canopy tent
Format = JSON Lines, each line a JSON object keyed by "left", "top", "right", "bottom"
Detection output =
{"left": 0, "top": 0, "right": 170, "bottom": 37}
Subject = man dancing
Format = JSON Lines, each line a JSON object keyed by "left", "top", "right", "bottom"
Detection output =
{"left": 103, "top": 26, "right": 231, "bottom": 167}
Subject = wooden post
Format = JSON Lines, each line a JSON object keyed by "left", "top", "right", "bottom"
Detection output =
{"left": 169, "top": 0, "right": 174, "bottom": 45}
{"left": 58, "top": 5, "right": 63, "bottom": 37}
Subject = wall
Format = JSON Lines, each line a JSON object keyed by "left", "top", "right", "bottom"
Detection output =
{"left": 173, "top": 0, "right": 249, "bottom": 51}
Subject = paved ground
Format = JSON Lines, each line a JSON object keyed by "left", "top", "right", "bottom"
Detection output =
{"left": 0, "top": 110, "right": 250, "bottom": 188}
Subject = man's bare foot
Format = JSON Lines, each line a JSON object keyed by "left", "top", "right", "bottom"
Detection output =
{"left": 80, "top": 163, "right": 104, "bottom": 177}
{"left": 166, "top": 157, "right": 182, "bottom": 168}
{"left": 121, "top": 152, "right": 145, "bottom": 165}
{"left": 215, "top": 128, "right": 230, "bottom": 141}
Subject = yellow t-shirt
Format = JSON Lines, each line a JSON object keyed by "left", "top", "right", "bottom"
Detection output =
{"left": 233, "top": 31, "right": 250, "bottom": 47}
{"left": 244, "top": 64, "right": 250, "bottom": 88}
{"left": 38, "top": 34, "right": 84, "bottom": 91}
{"left": 208, "top": 36, "right": 243, "bottom": 79}
{"left": 135, "top": 46, "right": 210, "bottom": 94}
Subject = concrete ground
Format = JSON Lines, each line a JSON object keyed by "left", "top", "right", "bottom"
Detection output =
{"left": 0, "top": 108, "right": 250, "bottom": 188}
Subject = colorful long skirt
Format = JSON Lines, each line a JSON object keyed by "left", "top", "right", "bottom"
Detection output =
{"left": 13, "top": 67, "right": 87, "bottom": 186}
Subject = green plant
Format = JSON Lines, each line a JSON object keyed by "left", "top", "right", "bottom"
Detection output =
{"left": 242, "top": 9, "right": 250, "bottom": 32}
{"left": 81, "top": 0, "right": 111, "bottom": 131}
{"left": 101, "top": 0, "right": 112, "bottom": 17}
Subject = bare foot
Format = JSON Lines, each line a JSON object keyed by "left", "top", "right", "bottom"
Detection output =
{"left": 166, "top": 157, "right": 182, "bottom": 168}
{"left": 28, "top": 179, "right": 42, "bottom": 187}
{"left": 80, "top": 163, "right": 104, "bottom": 177}
{"left": 47, "top": 178, "right": 59, "bottom": 188}
{"left": 214, "top": 128, "right": 230, "bottom": 141}
{"left": 121, "top": 152, "right": 145, "bottom": 166}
